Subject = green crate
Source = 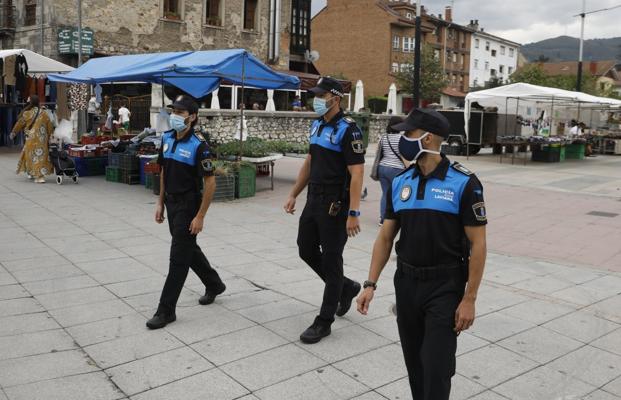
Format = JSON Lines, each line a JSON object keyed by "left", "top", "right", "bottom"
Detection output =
{"left": 123, "top": 173, "right": 140, "bottom": 185}
{"left": 547, "top": 145, "right": 566, "bottom": 162}
{"left": 105, "top": 166, "right": 122, "bottom": 182}
{"left": 235, "top": 164, "right": 256, "bottom": 199}
{"left": 86, "top": 157, "right": 107, "bottom": 176}
{"left": 145, "top": 173, "right": 154, "bottom": 190}
{"left": 213, "top": 175, "right": 235, "bottom": 202}
{"left": 566, "top": 143, "right": 585, "bottom": 160}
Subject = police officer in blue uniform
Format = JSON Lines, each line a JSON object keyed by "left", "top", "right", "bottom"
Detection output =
{"left": 147, "top": 95, "right": 226, "bottom": 329}
{"left": 356, "top": 108, "right": 487, "bottom": 399}
{"left": 284, "top": 77, "right": 365, "bottom": 344}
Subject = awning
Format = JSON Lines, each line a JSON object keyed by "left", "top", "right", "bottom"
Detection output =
{"left": 48, "top": 49, "right": 300, "bottom": 98}
{"left": 0, "top": 49, "right": 74, "bottom": 75}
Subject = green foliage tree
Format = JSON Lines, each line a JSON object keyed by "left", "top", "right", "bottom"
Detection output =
{"left": 395, "top": 44, "right": 447, "bottom": 103}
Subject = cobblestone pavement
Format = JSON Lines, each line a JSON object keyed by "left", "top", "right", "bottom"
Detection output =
{"left": 0, "top": 147, "right": 620, "bottom": 400}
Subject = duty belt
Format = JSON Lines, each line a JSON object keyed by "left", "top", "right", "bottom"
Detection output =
{"left": 165, "top": 191, "right": 198, "bottom": 202}
{"left": 307, "top": 183, "right": 345, "bottom": 195}
{"left": 397, "top": 258, "right": 463, "bottom": 281}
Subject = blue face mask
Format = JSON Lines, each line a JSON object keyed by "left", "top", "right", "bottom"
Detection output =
{"left": 313, "top": 97, "right": 330, "bottom": 116}
{"left": 398, "top": 132, "right": 440, "bottom": 161}
{"left": 169, "top": 114, "right": 188, "bottom": 132}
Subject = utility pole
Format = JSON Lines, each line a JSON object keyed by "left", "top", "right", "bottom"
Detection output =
{"left": 576, "top": 0, "right": 586, "bottom": 92}
{"left": 40, "top": 0, "right": 44, "bottom": 54}
{"left": 412, "top": 1, "right": 422, "bottom": 108}
{"left": 77, "top": 0, "right": 82, "bottom": 66}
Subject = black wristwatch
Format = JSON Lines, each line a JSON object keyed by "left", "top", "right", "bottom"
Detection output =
{"left": 363, "top": 280, "right": 377, "bottom": 290}
{"left": 348, "top": 210, "right": 361, "bottom": 217}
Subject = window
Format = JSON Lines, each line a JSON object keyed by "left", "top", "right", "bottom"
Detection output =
{"left": 475, "top": 38, "right": 479, "bottom": 49}
{"left": 508, "top": 66, "right": 513, "bottom": 75}
{"left": 500, "top": 46, "right": 506, "bottom": 55}
{"left": 509, "top": 48, "right": 515, "bottom": 57}
{"left": 452, "top": 52, "right": 457, "bottom": 63}
{"left": 24, "top": 0, "right": 37, "bottom": 26}
{"left": 484, "top": 61, "right": 489, "bottom": 71}
{"left": 473, "top": 78, "right": 479, "bottom": 86}
{"left": 163, "top": 0, "right": 182, "bottom": 19}
{"left": 393, "top": 35, "right": 400, "bottom": 50}
{"left": 485, "top": 41, "right": 490, "bottom": 51}
{"left": 451, "top": 74, "right": 457, "bottom": 84}
{"left": 491, "top": 49, "right": 497, "bottom": 57}
{"left": 434, "top": 49, "right": 440, "bottom": 60}
{"left": 474, "top": 59, "right": 479, "bottom": 69}
{"left": 490, "top": 69, "right": 497, "bottom": 77}
{"left": 290, "top": 0, "right": 311, "bottom": 55}
{"left": 461, "top": 54, "right": 466, "bottom": 66}
{"left": 205, "top": 0, "right": 223, "bottom": 26}
{"left": 243, "top": 0, "right": 258, "bottom": 31}
{"left": 406, "top": 12, "right": 412, "bottom": 19}
{"left": 392, "top": 63, "right": 399, "bottom": 73}
{"left": 400, "top": 63, "right": 409, "bottom": 72}
{"left": 448, "top": 29, "right": 454, "bottom": 39}
{"left": 402, "top": 37, "right": 415, "bottom": 52}
{"left": 600, "top": 82, "right": 607, "bottom": 91}
{"left": 499, "top": 65, "right": 505, "bottom": 74}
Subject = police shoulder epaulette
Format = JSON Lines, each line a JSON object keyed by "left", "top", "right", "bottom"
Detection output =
{"left": 342, "top": 116, "right": 357, "bottom": 125}
{"left": 451, "top": 162, "right": 473, "bottom": 176}
{"left": 194, "top": 132, "right": 206, "bottom": 142}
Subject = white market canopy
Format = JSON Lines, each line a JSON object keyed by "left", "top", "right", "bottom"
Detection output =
{"left": 0, "top": 49, "right": 74, "bottom": 75}
{"left": 464, "top": 82, "right": 621, "bottom": 138}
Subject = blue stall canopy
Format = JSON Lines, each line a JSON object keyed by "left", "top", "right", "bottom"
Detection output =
{"left": 48, "top": 49, "right": 300, "bottom": 98}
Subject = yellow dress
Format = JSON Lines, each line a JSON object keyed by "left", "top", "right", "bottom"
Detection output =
{"left": 11, "top": 108, "right": 55, "bottom": 178}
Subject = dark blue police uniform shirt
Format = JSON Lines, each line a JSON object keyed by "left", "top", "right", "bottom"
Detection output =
{"left": 157, "top": 129, "right": 214, "bottom": 194}
{"left": 385, "top": 155, "right": 487, "bottom": 267}
{"left": 309, "top": 110, "right": 365, "bottom": 185}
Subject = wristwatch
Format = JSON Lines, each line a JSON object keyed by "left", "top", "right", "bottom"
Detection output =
{"left": 348, "top": 210, "right": 361, "bottom": 217}
{"left": 363, "top": 280, "right": 377, "bottom": 290}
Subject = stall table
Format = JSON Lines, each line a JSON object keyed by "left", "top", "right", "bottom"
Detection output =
{"left": 240, "top": 154, "right": 283, "bottom": 191}
{"left": 497, "top": 141, "right": 530, "bottom": 165}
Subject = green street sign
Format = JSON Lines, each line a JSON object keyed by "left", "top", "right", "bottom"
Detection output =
{"left": 58, "top": 27, "right": 94, "bottom": 55}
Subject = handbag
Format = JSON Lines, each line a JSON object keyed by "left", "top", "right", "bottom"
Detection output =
{"left": 24, "top": 107, "right": 41, "bottom": 140}
{"left": 369, "top": 135, "right": 384, "bottom": 181}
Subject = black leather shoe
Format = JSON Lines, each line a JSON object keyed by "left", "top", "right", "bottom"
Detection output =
{"left": 300, "top": 319, "right": 332, "bottom": 344}
{"left": 146, "top": 313, "right": 176, "bottom": 330}
{"left": 199, "top": 284, "right": 226, "bottom": 305}
{"left": 336, "top": 281, "right": 361, "bottom": 317}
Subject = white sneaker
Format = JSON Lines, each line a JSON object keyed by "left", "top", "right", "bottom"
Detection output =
{"left": 34, "top": 177, "right": 45, "bottom": 184}
{"left": 27, "top": 174, "right": 34, "bottom": 180}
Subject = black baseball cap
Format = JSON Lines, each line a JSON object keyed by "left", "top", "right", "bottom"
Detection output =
{"left": 391, "top": 108, "right": 450, "bottom": 139}
{"left": 167, "top": 95, "right": 199, "bottom": 114}
{"left": 309, "top": 76, "right": 344, "bottom": 97}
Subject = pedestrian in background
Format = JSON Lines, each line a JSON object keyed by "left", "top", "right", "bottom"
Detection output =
{"left": 377, "top": 116, "right": 406, "bottom": 225}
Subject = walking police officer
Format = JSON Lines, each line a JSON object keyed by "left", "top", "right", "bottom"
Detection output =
{"left": 284, "top": 77, "right": 365, "bottom": 344}
{"left": 356, "top": 108, "right": 487, "bottom": 399}
{"left": 147, "top": 95, "right": 226, "bottom": 329}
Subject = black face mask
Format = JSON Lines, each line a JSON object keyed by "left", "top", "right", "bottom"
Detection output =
{"left": 398, "top": 132, "right": 440, "bottom": 161}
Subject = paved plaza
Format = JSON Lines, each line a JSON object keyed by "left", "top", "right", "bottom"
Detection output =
{"left": 0, "top": 147, "right": 620, "bottom": 400}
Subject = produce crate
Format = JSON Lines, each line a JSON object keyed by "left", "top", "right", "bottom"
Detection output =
{"left": 153, "top": 173, "right": 161, "bottom": 195}
{"left": 105, "top": 166, "right": 122, "bottom": 182}
{"left": 213, "top": 175, "right": 235, "bottom": 202}
{"left": 73, "top": 157, "right": 88, "bottom": 176}
{"left": 119, "top": 153, "right": 139, "bottom": 172}
{"left": 532, "top": 148, "right": 560, "bottom": 162}
{"left": 139, "top": 157, "right": 159, "bottom": 185}
{"left": 145, "top": 173, "right": 154, "bottom": 190}
{"left": 566, "top": 143, "right": 585, "bottom": 160}
{"left": 123, "top": 173, "right": 140, "bottom": 185}
{"left": 235, "top": 163, "right": 256, "bottom": 199}
{"left": 108, "top": 152, "right": 121, "bottom": 167}
{"left": 85, "top": 157, "right": 108, "bottom": 176}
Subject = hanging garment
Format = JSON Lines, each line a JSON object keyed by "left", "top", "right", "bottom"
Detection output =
{"left": 68, "top": 83, "right": 89, "bottom": 111}
{"left": 3, "top": 55, "right": 16, "bottom": 86}
{"left": 11, "top": 107, "right": 54, "bottom": 178}
{"left": 94, "top": 84, "right": 103, "bottom": 104}
{"left": 37, "top": 79, "right": 46, "bottom": 101}
{"left": 55, "top": 83, "right": 71, "bottom": 121}
{"left": 15, "top": 54, "right": 29, "bottom": 95}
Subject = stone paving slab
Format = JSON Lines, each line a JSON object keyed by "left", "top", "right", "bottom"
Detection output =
{"left": 1, "top": 150, "right": 621, "bottom": 399}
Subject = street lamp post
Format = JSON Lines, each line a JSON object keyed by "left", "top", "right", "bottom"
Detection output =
{"left": 77, "top": 0, "right": 82, "bottom": 66}
{"left": 576, "top": 0, "right": 586, "bottom": 92}
{"left": 412, "top": 1, "right": 422, "bottom": 108}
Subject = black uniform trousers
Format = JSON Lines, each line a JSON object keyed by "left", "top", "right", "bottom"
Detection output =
{"left": 394, "top": 265, "right": 465, "bottom": 400}
{"left": 157, "top": 192, "right": 224, "bottom": 315}
{"left": 297, "top": 190, "right": 356, "bottom": 323}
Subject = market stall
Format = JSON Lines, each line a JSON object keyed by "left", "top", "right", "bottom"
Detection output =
{"left": 48, "top": 49, "right": 300, "bottom": 197}
{"left": 0, "top": 49, "right": 74, "bottom": 147}
{"left": 464, "top": 83, "right": 621, "bottom": 162}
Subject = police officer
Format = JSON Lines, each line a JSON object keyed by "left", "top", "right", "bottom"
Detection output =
{"left": 356, "top": 108, "right": 487, "bottom": 399}
{"left": 147, "top": 95, "right": 226, "bottom": 329}
{"left": 284, "top": 77, "right": 365, "bottom": 344}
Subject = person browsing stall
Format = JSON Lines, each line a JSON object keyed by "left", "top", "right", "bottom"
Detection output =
{"left": 147, "top": 95, "right": 226, "bottom": 329}
{"left": 356, "top": 108, "right": 488, "bottom": 400}
{"left": 284, "top": 77, "right": 365, "bottom": 344}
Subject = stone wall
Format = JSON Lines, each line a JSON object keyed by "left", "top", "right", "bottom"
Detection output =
{"left": 196, "top": 109, "right": 393, "bottom": 144}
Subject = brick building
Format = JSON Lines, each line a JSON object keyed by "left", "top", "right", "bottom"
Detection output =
{"left": 0, "top": 0, "right": 312, "bottom": 72}
{"left": 311, "top": 0, "right": 472, "bottom": 105}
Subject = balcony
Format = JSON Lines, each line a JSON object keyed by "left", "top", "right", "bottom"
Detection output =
{"left": 0, "top": 4, "right": 16, "bottom": 34}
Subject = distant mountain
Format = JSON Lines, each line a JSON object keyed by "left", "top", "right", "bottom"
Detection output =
{"left": 521, "top": 36, "right": 621, "bottom": 62}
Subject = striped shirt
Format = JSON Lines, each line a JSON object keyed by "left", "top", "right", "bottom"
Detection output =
{"left": 379, "top": 133, "right": 405, "bottom": 169}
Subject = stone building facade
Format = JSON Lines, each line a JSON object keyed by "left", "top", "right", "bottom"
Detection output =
{"left": 1, "top": 0, "right": 311, "bottom": 72}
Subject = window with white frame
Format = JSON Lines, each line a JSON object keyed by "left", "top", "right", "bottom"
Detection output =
{"left": 406, "top": 12, "right": 412, "bottom": 19}
{"left": 499, "top": 65, "right": 504, "bottom": 74}
{"left": 393, "top": 35, "right": 400, "bottom": 50}
{"left": 491, "top": 49, "right": 497, "bottom": 57}
{"left": 475, "top": 38, "right": 479, "bottom": 49}
{"left": 508, "top": 66, "right": 513, "bottom": 75}
{"left": 474, "top": 59, "right": 479, "bottom": 69}
{"left": 409, "top": 37, "right": 415, "bottom": 52}
{"left": 490, "top": 69, "right": 497, "bottom": 77}
{"left": 452, "top": 52, "right": 457, "bottom": 63}
{"left": 500, "top": 46, "right": 506, "bottom": 55}
{"left": 392, "top": 63, "right": 399, "bottom": 73}
{"left": 400, "top": 63, "right": 409, "bottom": 72}
{"left": 509, "top": 48, "right": 515, "bottom": 57}
{"left": 485, "top": 41, "right": 490, "bottom": 51}
{"left": 402, "top": 37, "right": 415, "bottom": 52}
{"left": 205, "top": 0, "right": 223, "bottom": 26}
{"left": 484, "top": 61, "right": 489, "bottom": 70}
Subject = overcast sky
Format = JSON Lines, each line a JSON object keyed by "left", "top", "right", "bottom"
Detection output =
{"left": 311, "top": 0, "right": 621, "bottom": 44}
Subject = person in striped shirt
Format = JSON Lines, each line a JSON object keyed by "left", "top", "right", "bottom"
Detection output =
{"left": 377, "top": 116, "right": 407, "bottom": 225}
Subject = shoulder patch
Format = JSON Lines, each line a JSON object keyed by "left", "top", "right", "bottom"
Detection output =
{"left": 194, "top": 132, "right": 206, "bottom": 142}
{"left": 451, "top": 162, "right": 473, "bottom": 176}
{"left": 343, "top": 116, "right": 356, "bottom": 124}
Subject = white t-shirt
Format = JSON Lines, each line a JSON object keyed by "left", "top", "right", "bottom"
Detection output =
{"left": 570, "top": 125, "right": 581, "bottom": 135}
{"left": 118, "top": 107, "right": 131, "bottom": 123}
